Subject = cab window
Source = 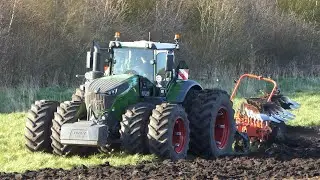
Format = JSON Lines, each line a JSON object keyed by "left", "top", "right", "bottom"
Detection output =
{"left": 156, "top": 52, "right": 167, "bottom": 76}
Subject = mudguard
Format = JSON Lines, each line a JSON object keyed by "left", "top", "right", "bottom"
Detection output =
{"left": 166, "top": 80, "right": 202, "bottom": 103}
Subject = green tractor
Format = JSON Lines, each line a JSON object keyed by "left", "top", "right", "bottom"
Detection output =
{"left": 24, "top": 33, "right": 239, "bottom": 160}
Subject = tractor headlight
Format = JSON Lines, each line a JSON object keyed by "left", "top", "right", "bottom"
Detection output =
{"left": 106, "top": 88, "right": 118, "bottom": 95}
{"left": 109, "top": 42, "right": 116, "bottom": 48}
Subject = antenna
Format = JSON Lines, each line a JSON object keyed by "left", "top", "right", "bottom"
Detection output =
{"left": 148, "top": 32, "right": 151, "bottom": 41}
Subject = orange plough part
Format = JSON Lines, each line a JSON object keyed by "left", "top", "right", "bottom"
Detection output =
{"left": 231, "top": 74, "right": 299, "bottom": 142}
{"left": 235, "top": 110, "right": 271, "bottom": 141}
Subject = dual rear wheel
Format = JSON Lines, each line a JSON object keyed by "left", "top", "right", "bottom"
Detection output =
{"left": 121, "top": 89, "right": 236, "bottom": 160}
{"left": 189, "top": 89, "right": 236, "bottom": 157}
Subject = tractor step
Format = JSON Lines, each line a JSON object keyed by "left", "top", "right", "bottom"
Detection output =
{"left": 60, "top": 121, "right": 108, "bottom": 147}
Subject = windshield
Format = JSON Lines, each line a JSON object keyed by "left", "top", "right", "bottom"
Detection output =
{"left": 113, "top": 48, "right": 154, "bottom": 81}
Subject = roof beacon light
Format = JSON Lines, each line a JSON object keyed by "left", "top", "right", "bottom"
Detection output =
{"left": 174, "top": 34, "right": 180, "bottom": 49}
{"left": 115, "top": 32, "right": 120, "bottom": 40}
{"left": 174, "top": 34, "right": 180, "bottom": 41}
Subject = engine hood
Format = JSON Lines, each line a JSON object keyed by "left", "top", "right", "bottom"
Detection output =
{"left": 87, "top": 74, "right": 138, "bottom": 94}
{"left": 84, "top": 74, "right": 140, "bottom": 117}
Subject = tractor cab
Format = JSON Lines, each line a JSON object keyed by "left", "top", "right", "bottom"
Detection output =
{"left": 107, "top": 32, "right": 180, "bottom": 88}
{"left": 84, "top": 32, "right": 187, "bottom": 99}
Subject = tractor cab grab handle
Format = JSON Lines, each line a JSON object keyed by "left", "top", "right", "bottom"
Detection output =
{"left": 230, "top": 73, "right": 278, "bottom": 102}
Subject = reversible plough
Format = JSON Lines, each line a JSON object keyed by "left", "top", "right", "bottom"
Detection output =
{"left": 231, "top": 74, "right": 300, "bottom": 152}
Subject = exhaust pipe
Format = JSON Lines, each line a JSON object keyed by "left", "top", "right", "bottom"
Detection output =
{"left": 92, "top": 42, "right": 104, "bottom": 73}
{"left": 85, "top": 41, "right": 104, "bottom": 80}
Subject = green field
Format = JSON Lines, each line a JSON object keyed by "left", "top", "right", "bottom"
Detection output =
{"left": 0, "top": 85, "right": 319, "bottom": 173}
{"left": 0, "top": 112, "right": 155, "bottom": 173}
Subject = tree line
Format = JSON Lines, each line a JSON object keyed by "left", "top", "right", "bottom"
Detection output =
{"left": 0, "top": 0, "right": 319, "bottom": 86}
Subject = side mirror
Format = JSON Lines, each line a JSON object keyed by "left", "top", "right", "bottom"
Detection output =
{"left": 165, "top": 55, "right": 174, "bottom": 71}
{"left": 86, "top": 51, "right": 93, "bottom": 69}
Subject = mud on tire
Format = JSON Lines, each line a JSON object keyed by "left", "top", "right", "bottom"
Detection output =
{"left": 50, "top": 101, "right": 84, "bottom": 156}
{"left": 189, "top": 89, "right": 236, "bottom": 158}
{"left": 120, "top": 103, "right": 154, "bottom": 154}
{"left": 148, "top": 103, "right": 190, "bottom": 160}
{"left": 25, "top": 100, "right": 59, "bottom": 152}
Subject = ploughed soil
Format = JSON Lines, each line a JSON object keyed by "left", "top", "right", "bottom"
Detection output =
{"left": 1, "top": 126, "right": 320, "bottom": 180}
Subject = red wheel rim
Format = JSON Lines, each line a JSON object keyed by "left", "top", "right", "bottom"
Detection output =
{"left": 172, "top": 118, "right": 186, "bottom": 153}
{"left": 214, "top": 107, "right": 230, "bottom": 149}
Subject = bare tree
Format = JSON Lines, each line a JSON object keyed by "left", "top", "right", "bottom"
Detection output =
{"left": 0, "top": 0, "right": 319, "bottom": 86}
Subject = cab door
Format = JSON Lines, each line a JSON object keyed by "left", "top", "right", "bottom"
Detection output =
{"left": 155, "top": 50, "right": 175, "bottom": 87}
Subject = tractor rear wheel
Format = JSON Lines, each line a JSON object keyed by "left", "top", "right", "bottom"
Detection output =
{"left": 120, "top": 103, "right": 154, "bottom": 154}
{"left": 189, "top": 89, "right": 236, "bottom": 158}
{"left": 72, "top": 88, "right": 84, "bottom": 102}
{"left": 147, "top": 103, "right": 189, "bottom": 160}
{"left": 183, "top": 88, "right": 199, "bottom": 115}
{"left": 50, "top": 101, "right": 83, "bottom": 156}
{"left": 25, "top": 100, "right": 59, "bottom": 152}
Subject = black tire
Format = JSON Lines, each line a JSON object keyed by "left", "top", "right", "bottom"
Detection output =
{"left": 98, "top": 143, "right": 120, "bottom": 154}
{"left": 148, "top": 103, "right": 190, "bottom": 160}
{"left": 72, "top": 88, "right": 84, "bottom": 102}
{"left": 98, "top": 125, "right": 121, "bottom": 154}
{"left": 269, "top": 121, "right": 287, "bottom": 143}
{"left": 25, "top": 100, "right": 59, "bottom": 152}
{"left": 189, "top": 89, "right": 236, "bottom": 158}
{"left": 50, "top": 101, "right": 83, "bottom": 156}
{"left": 182, "top": 88, "right": 199, "bottom": 115}
{"left": 120, "top": 103, "right": 154, "bottom": 154}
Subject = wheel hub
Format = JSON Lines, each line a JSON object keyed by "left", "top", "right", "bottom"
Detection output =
{"left": 214, "top": 107, "right": 230, "bottom": 149}
{"left": 172, "top": 118, "right": 186, "bottom": 153}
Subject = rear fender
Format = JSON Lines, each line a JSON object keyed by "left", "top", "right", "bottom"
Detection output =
{"left": 166, "top": 80, "right": 202, "bottom": 103}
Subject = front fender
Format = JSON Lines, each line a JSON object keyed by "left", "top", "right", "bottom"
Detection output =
{"left": 166, "top": 80, "right": 203, "bottom": 103}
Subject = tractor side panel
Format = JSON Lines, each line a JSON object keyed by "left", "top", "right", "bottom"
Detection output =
{"left": 110, "top": 76, "right": 141, "bottom": 121}
{"left": 166, "top": 80, "right": 202, "bottom": 103}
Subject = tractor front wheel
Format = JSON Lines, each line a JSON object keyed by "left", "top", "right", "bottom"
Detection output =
{"left": 50, "top": 101, "right": 83, "bottom": 156}
{"left": 189, "top": 89, "right": 236, "bottom": 158}
{"left": 72, "top": 88, "right": 84, "bottom": 102}
{"left": 147, "top": 103, "right": 190, "bottom": 160}
{"left": 25, "top": 100, "right": 59, "bottom": 152}
{"left": 120, "top": 103, "right": 154, "bottom": 154}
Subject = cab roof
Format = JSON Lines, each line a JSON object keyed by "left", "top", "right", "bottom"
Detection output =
{"left": 109, "top": 40, "right": 178, "bottom": 50}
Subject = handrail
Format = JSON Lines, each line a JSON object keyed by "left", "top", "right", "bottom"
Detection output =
{"left": 230, "top": 74, "right": 278, "bottom": 102}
